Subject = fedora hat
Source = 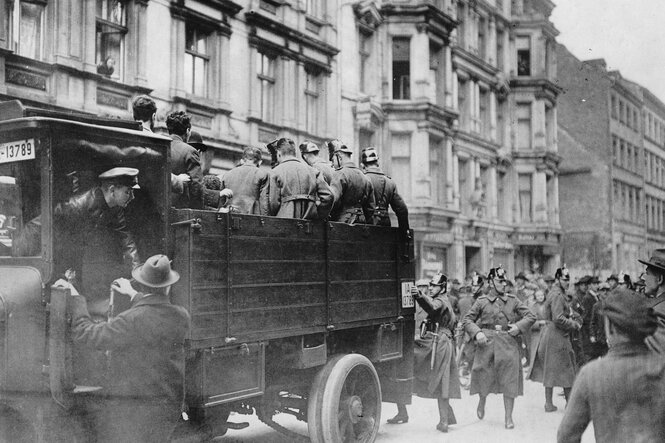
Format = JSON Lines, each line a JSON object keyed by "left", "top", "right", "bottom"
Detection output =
{"left": 638, "top": 249, "right": 665, "bottom": 272}
{"left": 132, "top": 254, "right": 180, "bottom": 288}
{"left": 188, "top": 131, "right": 208, "bottom": 152}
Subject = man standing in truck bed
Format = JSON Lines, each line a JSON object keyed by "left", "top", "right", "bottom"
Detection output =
{"left": 360, "top": 147, "right": 409, "bottom": 230}
{"left": 327, "top": 140, "right": 375, "bottom": 224}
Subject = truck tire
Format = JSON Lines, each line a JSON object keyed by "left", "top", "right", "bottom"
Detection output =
{"left": 308, "top": 354, "right": 381, "bottom": 443}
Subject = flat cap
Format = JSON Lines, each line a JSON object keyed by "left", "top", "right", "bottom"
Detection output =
{"left": 599, "top": 288, "right": 657, "bottom": 341}
{"left": 99, "top": 167, "right": 140, "bottom": 189}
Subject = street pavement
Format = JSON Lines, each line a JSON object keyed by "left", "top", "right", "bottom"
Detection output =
{"left": 214, "top": 370, "right": 595, "bottom": 443}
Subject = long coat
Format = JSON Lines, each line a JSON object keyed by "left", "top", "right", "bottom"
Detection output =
{"left": 71, "top": 292, "right": 190, "bottom": 442}
{"left": 170, "top": 135, "right": 203, "bottom": 209}
{"left": 526, "top": 299, "right": 548, "bottom": 369}
{"left": 311, "top": 159, "right": 334, "bottom": 185}
{"left": 646, "top": 294, "right": 665, "bottom": 354}
{"left": 363, "top": 165, "right": 409, "bottom": 229}
{"left": 413, "top": 292, "right": 461, "bottom": 401}
{"left": 527, "top": 284, "right": 579, "bottom": 387}
{"left": 268, "top": 158, "right": 333, "bottom": 220}
{"left": 462, "top": 289, "right": 536, "bottom": 397}
{"left": 329, "top": 161, "right": 375, "bottom": 224}
{"left": 218, "top": 163, "right": 269, "bottom": 215}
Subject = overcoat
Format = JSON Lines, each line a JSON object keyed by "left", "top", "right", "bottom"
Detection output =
{"left": 363, "top": 165, "right": 409, "bottom": 229}
{"left": 268, "top": 158, "right": 333, "bottom": 220}
{"left": 646, "top": 294, "right": 665, "bottom": 354}
{"left": 170, "top": 135, "right": 203, "bottom": 209}
{"left": 329, "top": 160, "right": 375, "bottom": 224}
{"left": 527, "top": 284, "right": 579, "bottom": 387}
{"left": 71, "top": 292, "right": 190, "bottom": 442}
{"left": 311, "top": 159, "right": 335, "bottom": 185}
{"left": 218, "top": 163, "right": 269, "bottom": 215}
{"left": 462, "top": 289, "right": 535, "bottom": 397}
{"left": 526, "top": 299, "right": 548, "bottom": 369}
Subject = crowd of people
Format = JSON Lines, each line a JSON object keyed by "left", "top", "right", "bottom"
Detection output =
{"left": 389, "top": 260, "right": 665, "bottom": 441}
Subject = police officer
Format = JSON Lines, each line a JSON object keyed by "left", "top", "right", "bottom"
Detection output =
{"left": 299, "top": 141, "right": 334, "bottom": 184}
{"left": 360, "top": 147, "right": 409, "bottom": 230}
{"left": 327, "top": 140, "right": 375, "bottom": 224}
{"left": 461, "top": 266, "right": 536, "bottom": 429}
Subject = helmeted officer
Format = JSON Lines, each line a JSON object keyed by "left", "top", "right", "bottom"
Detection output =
{"left": 327, "top": 140, "right": 375, "bottom": 224}
{"left": 360, "top": 147, "right": 409, "bottom": 230}
{"left": 299, "top": 141, "right": 334, "bottom": 185}
{"left": 461, "top": 265, "right": 536, "bottom": 430}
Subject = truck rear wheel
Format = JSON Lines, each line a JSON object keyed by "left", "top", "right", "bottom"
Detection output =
{"left": 308, "top": 354, "right": 381, "bottom": 443}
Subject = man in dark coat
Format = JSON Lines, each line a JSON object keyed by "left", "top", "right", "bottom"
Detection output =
{"left": 205, "top": 147, "right": 269, "bottom": 214}
{"left": 580, "top": 276, "right": 603, "bottom": 363}
{"left": 268, "top": 138, "right": 333, "bottom": 220}
{"left": 166, "top": 111, "right": 203, "bottom": 209}
{"left": 639, "top": 249, "right": 665, "bottom": 353}
{"left": 54, "top": 167, "right": 141, "bottom": 297}
{"left": 558, "top": 289, "right": 665, "bottom": 443}
{"left": 388, "top": 273, "right": 460, "bottom": 433}
{"left": 327, "top": 140, "right": 375, "bottom": 224}
{"left": 359, "top": 147, "right": 409, "bottom": 230}
{"left": 462, "top": 266, "right": 536, "bottom": 429}
{"left": 57, "top": 254, "right": 190, "bottom": 443}
{"left": 528, "top": 266, "right": 581, "bottom": 412}
{"left": 299, "top": 141, "right": 334, "bottom": 184}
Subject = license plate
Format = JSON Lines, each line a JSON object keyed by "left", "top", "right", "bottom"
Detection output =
{"left": 401, "top": 281, "right": 415, "bottom": 308}
{"left": 0, "top": 139, "right": 36, "bottom": 164}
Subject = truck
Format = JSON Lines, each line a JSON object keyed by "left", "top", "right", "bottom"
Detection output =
{"left": 0, "top": 100, "right": 416, "bottom": 442}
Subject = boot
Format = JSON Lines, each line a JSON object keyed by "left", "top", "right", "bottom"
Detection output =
{"left": 503, "top": 395, "right": 515, "bottom": 429}
{"left": 477, "top": 395, "right": 486, "bottom": 420}
{"left": 564, "top": 387, "right": 572, "bottom": 407}
{"left": 386, "top": 404, "right": 408, "bottom": 424}
{"left": 544, "top": 387, "right": 557, "bottom": 412}
{"left": 436, "top": 398, "right": 449, "bottom": 433}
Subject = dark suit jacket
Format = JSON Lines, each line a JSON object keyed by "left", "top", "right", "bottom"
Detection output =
{"left": 170, "top": 135, "right": 203, "bottom": 209}
{"left": 221, "top": 163, "right": 269, "bottom": 215}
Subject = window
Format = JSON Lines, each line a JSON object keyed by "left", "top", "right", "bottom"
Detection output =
{"left": 185, "top": 25, "right": 209, "bottom": 96}
{"left": 478, "top": 17, "right": 486, "bottom": 61}
{"left": 516, "top": 36, "right": 531, "bottom": 76}
{"left": 458, "top": 78, "right": 468, "bottom": 129}
{"left": 305, "top": 69, "right": 322, "bottom": 134}
{"left": 391, "top": 134, "right": 411, "bottom": 200}
{"left": 257, "top": 52, "right": 276, "bottom": 123}
{"left": 496, "top": 29, "right": 505, "bottom": 71}
{"left": 612, "top": 136, "right": 619, "bottom": 165}
{"left": 634, "top": 147, "right": 639, "bottom": 173}
{"left": 517, "top": 103, "right": 532, "bottom": 150}
{"left": 619, "top": 100, "right": 625, "bottom": 124}
{"left": 359, "top": 32, "right": 371, "bottom": 94}
{"left": 611, "top": 95, "right": 617, "bottom": 119}
{"left": 429, "top": 140, "right": 445, "bottom": 205}
{"left": 96, "top": 0, "right": 126, "bottom": 79}
{"left": 10, "top": 0, "right": 45, "bottom": 60}
{"left": 392, "top": 37, "right": 410, "bottom": 100}
{"left": 479, "top": 88, "right": 489, "bottom": 137}
{"left": 456, "top": 2, "right": 465, "bottom": 48}
{"left": 497, "top": 171, "right": 507, "bottom": 221}
{"left": 518, "top": 173, "right": 532, "bottom": 223}
{"left": 429, "top": 42, "right": 444, "bottom": 105}
{"left": 496, "top": 98, "right": 506, "bottom": 146}
{"left": 305, "top": 0, "right": 321, "bottom": 17}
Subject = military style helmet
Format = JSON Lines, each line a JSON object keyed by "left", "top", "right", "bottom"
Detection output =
{"left": 361, "top": 147, "right": 379, "bottom": 164}
{"left": 429, "top": 272, "right": 448, "bottom": 287}
{"left": 487, "top": 265, "right": 507, "bottom": 282}
{"left": 555, "top": 264, "right": 571, "bottom": 281}
{"left": 327, "top": 139, "right": 353, "bottom": 160}
{"left": 299, "top": 141, "right": 319, "bottom": 154}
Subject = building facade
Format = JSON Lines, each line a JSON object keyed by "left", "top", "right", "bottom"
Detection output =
{"left": 0, "top": 0, "right": 562, "bottom": 281}
{"left": 557, "top": 44, "right": 665, "bottom": 277}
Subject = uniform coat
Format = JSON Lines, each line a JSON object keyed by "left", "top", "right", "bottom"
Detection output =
{"left": 413, "top": 293, "right": 461, "bottom": 400}
{"left": 329, "top": 161, "right": 376, "bottom": 224}
{"left": 462, "top": 289, "right": 536, "bottom": 397}
{"left": 527, "top": 284, "right": 579, "bottom": 387}
{"left": 557, "top": 342, "right": 665, "bottom": 443}
{"left": 580, "top": 290, "right": 603, "bottom": 361}
{"left": 170, "top": 135, "right": 203, "bottom": 209}
{"left": 268, "top": 158, "right": 333, "bottom": 220}
{"left": 71, "top": 292, "right": 190, "bottom": 443}
{"left": 363, "top": 165, "right": 409, "bottom": 229}
{"left": 215, "top": 163, "right": 269, "bottom": 215}
{"left": 310, "top": 159, "right": 335, "bottom": 185}
{"left": 526, "top": 298, "right": 548, "bottom": 370}
{"left": 646, "top": 294, "right": 665, "bottom": 353}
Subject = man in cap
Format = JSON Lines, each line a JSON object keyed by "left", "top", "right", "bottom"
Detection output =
{"left": 528, "top": 266, "right": 581, "bottom": 412}
{"left": 462, "top": 265, "right": 536, "bottom": 429}
{"left": 388, "top": 272, "right": 460, "bottom": 433}
{"left": 268, "top": 138, "right": 333, "bottom": 220}
{"left": 327, "top": 140, "right": 375, "bottom": 224}
{"left": 299, "top": 141, "right": 334, "bottom": 184}
{"left": 557, "top": 289, "right": 665, "bottom": 443}
{"left": 606, "top": 273, "right": 619, "bottom": 290}
{"left": 166, "top": 111, "right": 203, "bottom": 209}
{"left": 514, "top": 272, "right": 529, "bottom": 303}
{"left": 55, "top": 254, "right": 190, "bottom": 443}
{"left": 638, "top": 249, "right": 665, "bottom": 353}
{"left": 54, "top": 167, "right": 141, "bottom": 296}
{"left": 580, "top": 276, "right": 603, "bottom": 363}
{"left": 360, "top": 147, "right": 409, "bottom": 230}
{"left": 205, "top": 147, "right": 269, "bottom": 215}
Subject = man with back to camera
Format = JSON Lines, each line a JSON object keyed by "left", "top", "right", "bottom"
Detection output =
{"left": 299, "top": 141, "right": 334, "bottom": 185}
{"left": 55, "top": 254, "right": 190, "bottom": 443}
{"left": 166, "top": 111, "right": 203, "bottom": 209}
{"left": 268, "top": 138, "right": 333, "bottom": 220}
{"left": 359, "top": 147, "right": 409, "bottom": 230}
{"left": 327, "top": 140, "right": 375, "bottom": 224}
